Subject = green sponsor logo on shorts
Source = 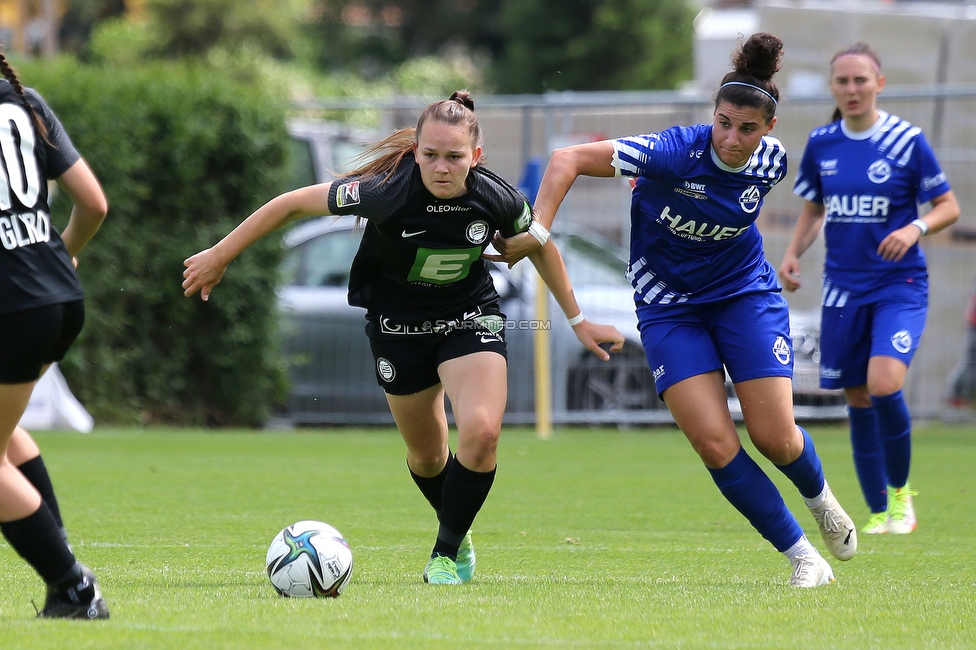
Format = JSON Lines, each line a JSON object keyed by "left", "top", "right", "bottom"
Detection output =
{"left": 408, "top": 246, "right": 482, "bottom": 284}
{"left": 474, "top": 314, "right": 504, "bottom": 334}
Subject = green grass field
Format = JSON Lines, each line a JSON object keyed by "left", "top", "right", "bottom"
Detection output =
{"left": 1, "top": 422, "right": 974, "bottom": 649}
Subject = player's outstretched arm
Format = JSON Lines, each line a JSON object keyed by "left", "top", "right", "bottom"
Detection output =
{"left": 534, "top": 141, "right": 617, "bottom": 229}
{"left": 483, "top": 228, "right": 540, "bottom": 267}
{"left": 486, "top": 141, "right": 618, "bottom": 268}
{"left": 183, "top": 183, "right": 334, "bottom": 301}
{"left": 527, "top": 241, "right": 624, "bottom": 361}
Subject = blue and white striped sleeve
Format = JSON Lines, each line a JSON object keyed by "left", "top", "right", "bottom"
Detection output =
{"left": 611, "top": 134, "right": 662, "bottom": 178}
{"left": 792, "top": 142, "right": 823, "bottom": 204}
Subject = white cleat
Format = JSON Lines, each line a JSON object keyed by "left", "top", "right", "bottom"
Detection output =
{"left": 788, "top": 552, "right": 835, "bottom": 588}
{"left": 808, "top": 483, "right": 857, "bottom": 561}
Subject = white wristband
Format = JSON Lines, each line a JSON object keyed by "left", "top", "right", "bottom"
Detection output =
{"left": 528, "top": 221, "right": 550, "bottom": 246}
{"left": 911, "top": 219, "right": 929, "bottom": 236}
{"left": 567, "top": 313, "right": 584, "bottom": 326}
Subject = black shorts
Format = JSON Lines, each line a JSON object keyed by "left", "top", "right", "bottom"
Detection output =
{"left": 366, "top": 307, "right": 507, "bottom": 395}
{"left": 0, "top": 300, "right": 85, "bottom": 384}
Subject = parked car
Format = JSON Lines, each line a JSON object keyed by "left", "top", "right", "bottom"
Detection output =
{"left": 285, "top": 118, "right": 376, "bottom": 189}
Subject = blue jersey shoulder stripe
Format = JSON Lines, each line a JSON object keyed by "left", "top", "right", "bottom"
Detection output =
{"left": 888, "top": 126, "right": 921, "bottom": 165}
{"left": 613, "top": 134, "right": 659, "bottom": 176}
{"left": 741, "top": 136, "right": 786, "bottom": 181}
{"left": 871, "top": 114, "right": 902, "bottom": 144}
{"left": 895, "top": 141, "right": 916, "bottom": 167}
{"left": 879, "top": 120, "right": 910, "bottom": 153}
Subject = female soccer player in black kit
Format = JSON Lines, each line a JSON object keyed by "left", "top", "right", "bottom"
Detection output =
{"left": 184, "top": 91, "right": 625, "bottom": 585}
{"left": 0, "top": 50, "right": 109, "bottom": 618}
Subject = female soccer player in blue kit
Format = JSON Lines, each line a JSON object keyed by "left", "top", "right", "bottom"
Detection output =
{"left": 778, "top": 43, "right": 959, "bottom": 535}
{"left": 492, "top": 33, "right": 857, "bottom": 587}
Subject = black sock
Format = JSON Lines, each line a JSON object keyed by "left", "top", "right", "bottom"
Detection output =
{"left": 432, "top": 458, "right": 496, "bottom": 560}
{"left": 409, "top": 452, "right": 452, "bottom": 513}
{"left": 17, "top": 456, "right": 66, "bottom": 536}
{"left": 0, "top": 503, "right": 78, "bottom": 587}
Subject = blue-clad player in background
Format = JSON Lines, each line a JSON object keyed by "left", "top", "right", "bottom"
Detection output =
{"left": 779, "top": 43, "right": 960, "bottom": 536}
{"left": 491, "top": 33, "right": 857, "bottom": 587}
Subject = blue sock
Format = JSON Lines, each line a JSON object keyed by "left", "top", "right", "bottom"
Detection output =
{"left": 872, "top": 390, "right": 912, "bottom": 489}
{"left": 707, "top": 447, "right": 803, "bottom": 553}
{"left": 848, "top": 405, "right": 888, "bottom": 513}
{"left": 774, "top": 427, "right": 826, "bottom": 499}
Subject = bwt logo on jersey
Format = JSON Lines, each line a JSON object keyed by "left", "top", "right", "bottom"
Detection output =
{"left": 657, "top": 206, "right": 748, "bottom": 242}
{"left": 867, "top": 160, "right": 892, "bottom": 184}
{"left": 335, "top": 181, "right": 360, "bottom": 208}
{"left": 738, "top": 186, "right": 762, "bottom": 214}
{"left": 0, "top": 211, "right": 51, "bottom": 251}
{"left": 824, "top": 194, "right": 890, "bottom": 219}
{"left": 673, "top": 181, "right": 708, "bottom": 200}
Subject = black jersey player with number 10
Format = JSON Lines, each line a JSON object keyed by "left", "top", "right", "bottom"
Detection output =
{"left": 0, "top": 47, "right": 109, "bottom": 619}
{"left": 184, "top": 91, "right": 624, "bottom": 585}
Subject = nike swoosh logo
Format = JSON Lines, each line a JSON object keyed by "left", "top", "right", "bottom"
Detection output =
{"left": 401, "top": 230, "right": 426, "bottom": 238}
{"left": 844, "top": 528, "right": 853, "bottom": 545}
{"left": 480, "top": 336, "right": 499, "bottom": 343}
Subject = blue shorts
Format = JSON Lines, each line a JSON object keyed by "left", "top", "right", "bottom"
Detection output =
{"left": 637, "top": 291, "right": 793, "bottom": 396}
{"left": 818, "top": 280, "right": 927, "bottom": 389}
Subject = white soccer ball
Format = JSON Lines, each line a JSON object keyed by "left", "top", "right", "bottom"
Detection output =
{"left": 266, "top": 520, "right": 353, "bottom": 598}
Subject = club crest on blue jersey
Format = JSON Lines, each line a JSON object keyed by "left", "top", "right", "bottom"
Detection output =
{"left": 738, "top": 186, "right": 762, "bottom": 213}
{"left": 867, "top": 160, "right": 891, "bottom": 184}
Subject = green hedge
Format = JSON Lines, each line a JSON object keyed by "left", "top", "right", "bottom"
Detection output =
{"left": 18, "top": 58, "right": 291, "bottom": 426}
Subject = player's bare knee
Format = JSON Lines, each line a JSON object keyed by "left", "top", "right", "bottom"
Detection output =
{"left": 868, "top": 380, "right": 904, "bottom": 400}
{"left": 407, "top": 447, "right": 450, "bottom": 475}
{"left": 753, "top": 437, "right": 798, "bottom": 465}
{"left": 692, "top": 437, "right": 738, "bottom": 468}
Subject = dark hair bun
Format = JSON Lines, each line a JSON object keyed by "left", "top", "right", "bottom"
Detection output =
{"left": 449, "top": 90, "right": 475, "bottom": 111}
{"left": 732, "top": 32, "right": 783, "bottom": 82}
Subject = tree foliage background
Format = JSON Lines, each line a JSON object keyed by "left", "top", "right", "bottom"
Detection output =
{"left": 18, "top": 58, "right": 290, "bottom": 426}
{"left": 62, "top": 0, "right": 694, "bottom": 95}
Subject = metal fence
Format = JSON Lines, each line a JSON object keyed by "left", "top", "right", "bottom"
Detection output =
{"left": 290, "top": 86, "right": 976, "bottom": 423}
